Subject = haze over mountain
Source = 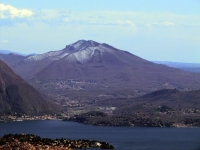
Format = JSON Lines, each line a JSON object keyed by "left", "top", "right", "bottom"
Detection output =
{"left": 0, "top": 59, "right": 59, "bottom": 115}
{"left": 0, "top": 53, "right": 26, "bottom": 67}
{"left": 0, "top": 50, "right": 28, "bottom": 56}
{"left": 154, "top": 61, "right": 200, "bottom": 73}
{"left": 0, "top": 40, "right": 200, "bottom": 104}
{"left": 0, "top": 50, "right": 13, "bottom": 54}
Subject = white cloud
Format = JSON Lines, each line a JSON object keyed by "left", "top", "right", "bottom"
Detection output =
{"left": 46, "top": 10, "right": 199, "bottom": 31}
{"left": 1, "top": 5, "right": 197, "bottom": 31}
{"left": 0, "top": 3, "right": 33, "bottom": 19}
{"left": 148, "top": 21, "right": 175, "bottom": 27}
{"left": 34, "top": 9, "right": 59, "bottom": 21}
{"left": 1, "top": 6, "right": 200, "bottom": 62}
{"left": 163, "top": 22, "right": 174, "bottom": 26}
{"left": 0, "top": 40, "right": 9, "bottom": 43}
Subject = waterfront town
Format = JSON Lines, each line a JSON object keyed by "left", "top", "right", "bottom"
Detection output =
{"left": 0, "top": 114, "right": 62, "bottom": 123}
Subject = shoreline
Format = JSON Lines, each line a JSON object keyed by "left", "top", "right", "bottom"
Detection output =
{"left": 0, "top": 114, "right": 61, "bottom": 123}
{"left": 0, "top": 134, "right": 114, "bottom": 149}
{"left": 66, "top": 120, "right": 200, "bottom": 128}
{"left": 1, "top": 119, "right": 199, "bottom": 128}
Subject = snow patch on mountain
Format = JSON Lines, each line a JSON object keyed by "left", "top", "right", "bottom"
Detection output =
{"left": 72, "top": 40, "right": 85, "bottom": 49}
{"left": 24, "top": 40, "right": 114, "bottom": 62}
{"left": 73, "top": 47, "right": 96, "bottom": 62}
{"left": 25, "top": 50, "right": 69, "bottom": 62}
{"left": 67, "top": 46, "right": 113, "bottom": 62}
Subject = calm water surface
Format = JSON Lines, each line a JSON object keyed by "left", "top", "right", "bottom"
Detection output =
{"left": 0, "top": 120, "right": 200, "bottom": 150}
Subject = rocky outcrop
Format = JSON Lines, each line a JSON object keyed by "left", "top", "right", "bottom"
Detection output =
{"left": 0, "top": 59, "right": 60, "bottom": 115}
{"left": 0, "top": 134, "right": 114, "bottom": 149}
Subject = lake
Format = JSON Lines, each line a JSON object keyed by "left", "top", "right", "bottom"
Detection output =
{"left": 0, "top": 120, "right": 200, "bottom": 150}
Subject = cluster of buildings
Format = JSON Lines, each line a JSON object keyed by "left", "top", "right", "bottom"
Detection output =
{"left": 0, "top": 114, "right": 58, "bottom": 122}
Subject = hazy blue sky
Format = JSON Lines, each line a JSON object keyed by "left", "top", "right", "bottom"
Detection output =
{"left": 0, "top": 0, "right": 200, "bottom": 63}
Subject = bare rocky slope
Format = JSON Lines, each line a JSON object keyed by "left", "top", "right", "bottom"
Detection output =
{"left": 0, "top": 59, "right": 59, "bottom": 115}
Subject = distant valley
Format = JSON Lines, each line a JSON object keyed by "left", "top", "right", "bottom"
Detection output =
{"left": 1, "top": 40, "right": 200, "bottom": 105}
{"left": 0, "top": 40, "right": 200, "bottom": 126}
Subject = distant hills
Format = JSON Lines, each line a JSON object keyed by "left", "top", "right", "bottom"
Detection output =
{"left": 0, "top": 50, "right": 28, "bottom": 56}
{"left": 154, "top": 61, "right": 200, "bottom": 73}
{"left": 114, "top": 89, "right": 200, "bottom": 111}
{"left": 0, "top": 50, "right": 13, "bottom": 54}
{"left": 69, "top": 89, "right": 200, "bottom": 127}
{"left": 0, "top": 40, "right": 200, "bottom": 105}
{"left": 1, "top": 40, "right": 200, "bottom": 126}
{"left": 96, "top": 88, "right": 200, "bottom": 112}
{"left": 0, "top": 59, "right": 59, "bottom": 115}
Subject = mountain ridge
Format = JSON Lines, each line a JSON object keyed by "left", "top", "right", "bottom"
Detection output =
{"left": 24, "top": 40, "right": 120, "bottom": 63}
{"left": 0, "top": 59, "right": 59, "bottom": 115}
{"left": 154, "top": 61, "right": 200, "bottom": 73}
{"left": 68, "top": 89, "right": 200, "bottom": 127}
{"left": 0, "top": 40, "right": 200, "bottom": 105}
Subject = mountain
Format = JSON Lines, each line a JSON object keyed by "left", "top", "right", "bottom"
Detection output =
{"left": 154, "top": 61, "right": 200, "bottom": 73}
{"left": 0, "top": 50, "right": 27, "bottom": 56}
{"left": 0, "top": 50, "right": 12, "bottom": 54}
{"left": 1, "top": 40, "right": 200, "bottom": 105}
{"left": 180, "top": 67, "right": 200, "bottom": 73}
{"left": 84, "top": 89, "right": 200, "bottom": 127}
{"left": 0, "top": 59, "right": 59, "bottom": 115}
{"left": 115, "top": 89, "right": 200, "bottom": 109}
{"left": 0, "top": 53, "right": 27, "bottom": 66}
{"left": 140, "top": 89, "right": 200, "bottom": 109}
{"left": 96, "top": 88, "right": 200, "bottom": 112}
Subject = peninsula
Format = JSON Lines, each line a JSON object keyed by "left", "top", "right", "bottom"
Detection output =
{"left": 0, "top": 134, "right": 114, "bottom": 149}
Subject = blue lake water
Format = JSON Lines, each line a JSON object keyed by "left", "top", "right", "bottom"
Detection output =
{"left": 0, "top": 120, "right": 200, "bottom": 150}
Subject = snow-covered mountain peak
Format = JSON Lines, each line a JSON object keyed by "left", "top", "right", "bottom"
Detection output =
{"left": 67, "top": 40, "right": 100, "bottom": 52}
{"left": 71, "top": 40, "right": 86, "bottom": 49}
{"left": 24, "top": 40, "right": 116, "bottom": 63}
{"left": 67, "top": 46, "right": 98, "bottom": 62}
{"left": 65, "top": 41, "right": 116, "bottom": 62}
{"left": 25, "top": 50, "right": 69, "bottom": 62}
